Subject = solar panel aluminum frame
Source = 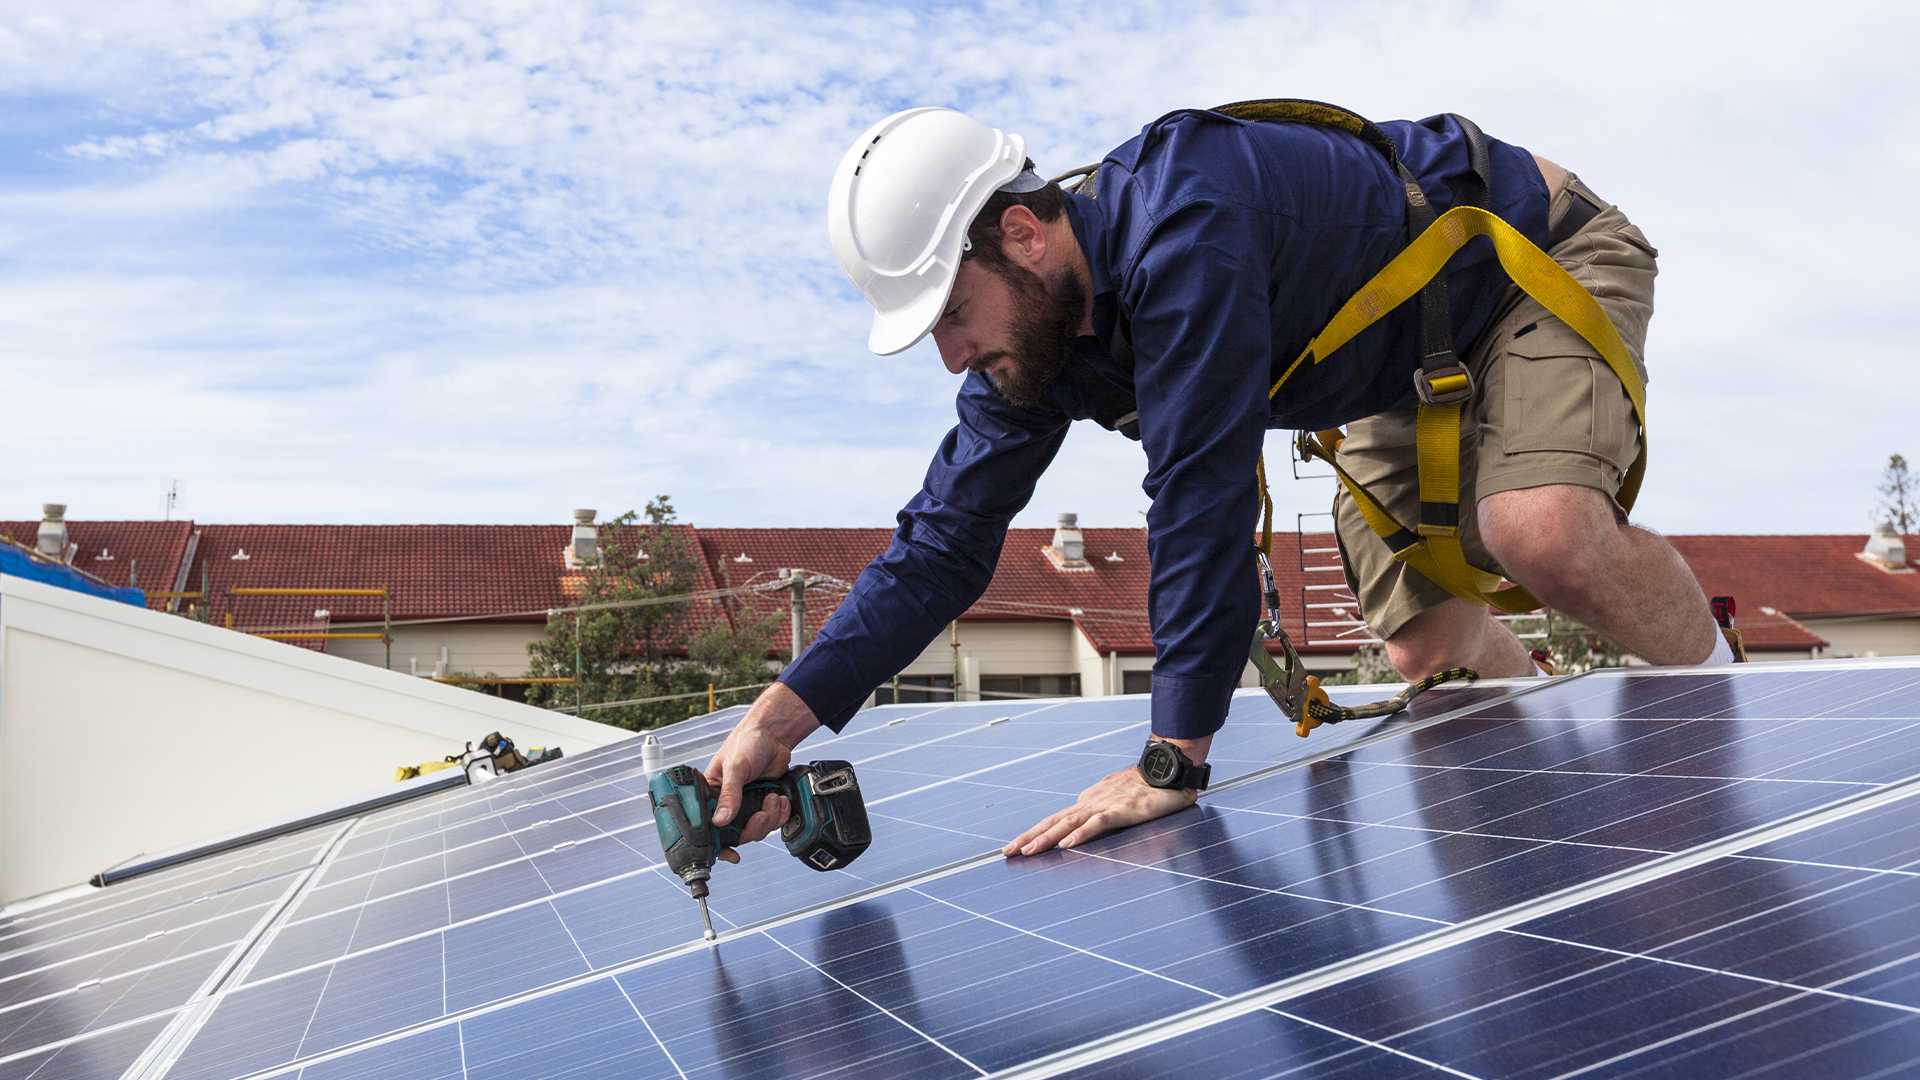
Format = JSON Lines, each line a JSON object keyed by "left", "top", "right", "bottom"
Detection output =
{"left": 118, "top": 821, "right": 359, "bottom": 1080}
{"left": 92, "top": 770, "right": 469, "bottom": 887}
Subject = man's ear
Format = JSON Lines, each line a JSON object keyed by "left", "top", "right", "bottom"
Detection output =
{"left": 997, "top": 205, "right": 1046, "bottom": 267}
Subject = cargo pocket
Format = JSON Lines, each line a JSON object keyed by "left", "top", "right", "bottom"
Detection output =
{"left": 1502, "top": 321, "right": 1619, "bottom": 460}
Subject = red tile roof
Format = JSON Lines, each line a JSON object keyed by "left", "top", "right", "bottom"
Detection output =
{"left": 1732, "top": 606, "right": 1828, "bottom": 652}
{"left": 9, "top": 518, "right": 1911, "bottom": 661}
{"left": 0, "top": 520, "right": 195, "bottom": 609}
{"left": 694, "top": 526, "right": 1340, "bottom": 657}
{"left": 1669, "top": 534, "right": 1920, "bottom": 620}
{"left": 183, "top": 525, "right": 730, "bottom": 646}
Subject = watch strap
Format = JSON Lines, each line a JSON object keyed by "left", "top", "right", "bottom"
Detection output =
{"left": 1139, "top": 740, "right": 1210, "bottom": 791}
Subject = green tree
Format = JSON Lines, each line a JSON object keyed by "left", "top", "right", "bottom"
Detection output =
{"left": 523, "top": 497, "right": 782, "bottom": 730}
{"left": 1879, "top": 452, "right": 1917, "bottom": 533}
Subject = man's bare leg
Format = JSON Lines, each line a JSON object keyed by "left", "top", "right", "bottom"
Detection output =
{"left": 1479, "top": 484, "right": 1720, "bottom": 664}
{"left": 1385, "top": 597, "right": 1536, "bottom": 681}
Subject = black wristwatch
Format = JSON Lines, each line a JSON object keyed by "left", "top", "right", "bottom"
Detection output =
{"left": 1137, "top": 739, "right": 1210, "bottom": 791}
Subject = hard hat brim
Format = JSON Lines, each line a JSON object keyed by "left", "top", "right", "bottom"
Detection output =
{"left": 866, "top": 270, "right": 954, "bottom": 356}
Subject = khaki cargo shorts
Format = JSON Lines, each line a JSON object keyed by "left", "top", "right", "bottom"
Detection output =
{"left": 1334, "top": 175, "right": 1657, "bottom": 640}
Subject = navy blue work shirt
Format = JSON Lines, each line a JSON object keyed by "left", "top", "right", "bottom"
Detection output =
{"left": 783, "top": 109, "right": 1550, "bottom": 739}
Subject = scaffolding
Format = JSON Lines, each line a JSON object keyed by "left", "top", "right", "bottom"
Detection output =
{"left": 220, "top": 587, "right": 395, "bottom": 668}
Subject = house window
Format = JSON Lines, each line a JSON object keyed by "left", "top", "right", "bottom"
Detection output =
{"left": 979, "top": 674, "right": 1082, "bottom": 699}
{"left": 875, "top": 675, "right": 953, "bottom": 705}
{"left": 1122, "top": 670, "right": 1153, "bottom": 695}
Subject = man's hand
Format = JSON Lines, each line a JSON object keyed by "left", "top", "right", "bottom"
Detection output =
{"left": 1004, "top": 764, "right": 1197, "bottom": 858}
{"left": 703, "top": 682, "right": 821, "bottom": 862}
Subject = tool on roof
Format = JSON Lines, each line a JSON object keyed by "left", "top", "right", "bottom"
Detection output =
{"left": 1250, "top": 549, "right": 1476, "bottom": 738}
{"left": 649, "top": 761, "right": 872, "bottom": 941}
{"left": 1711, "top": 595, "right": 1749, "bottom": 663}
{"left": 395, "top": 732, "right": 562, "bottom": 784}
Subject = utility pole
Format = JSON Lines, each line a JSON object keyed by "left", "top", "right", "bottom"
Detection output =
{"left": 950, "top": 621, "right": 963, "bottom": 701}
{"left": 787, "top": 569, "right": 810, "bottom": 659}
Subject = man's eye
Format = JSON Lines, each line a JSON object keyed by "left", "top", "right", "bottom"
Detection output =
{"left": 943, "top": 303, "right": 964, "bottom": 323}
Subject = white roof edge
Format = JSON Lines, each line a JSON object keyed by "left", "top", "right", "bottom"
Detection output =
{"left": 0, "top": 572, "right": 624, "bottom": 748}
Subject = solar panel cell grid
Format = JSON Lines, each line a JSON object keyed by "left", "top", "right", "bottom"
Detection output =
{"left": 0, "top": 1016, "right": 173, "bottom": 1080}
{"left": 0, "top": 830, "right": 330, "bottom": 953}
{"left": 165, "top": 680, "right": 1547, "bottom": 1078}
{"left": 11, "top": 661, "right": 1918, "bottom": 1079}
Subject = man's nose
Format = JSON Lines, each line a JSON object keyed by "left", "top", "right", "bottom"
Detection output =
{"left": 933, "top": 329, "right": 970, "bottom": 375}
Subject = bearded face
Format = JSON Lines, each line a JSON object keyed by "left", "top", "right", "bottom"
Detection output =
{"left": 934, "top": 254, "right": 1089, "bottom": 411}
{"left": 976, "top": 260, "right": 1088, "bottom": 409}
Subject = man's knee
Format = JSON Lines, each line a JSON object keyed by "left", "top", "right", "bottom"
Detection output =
{"left": 1384, "top": 602, "right": 1482, "bottom": 681}
{"left": 1480, "top": 486, "right": 1621, "bottom": 608}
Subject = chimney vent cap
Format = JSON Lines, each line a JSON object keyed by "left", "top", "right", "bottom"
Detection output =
{"left": 1861, "top": 521, "right": 1911, "bottom": 572}
{"left": 566, "top": 509, "right": 600, "bottom": 568}
{"left": 37, "top": 505, "right": 72, "bottom": 561}
{"left": 1046, "top": 511, "right": 1088, "bottom": 570}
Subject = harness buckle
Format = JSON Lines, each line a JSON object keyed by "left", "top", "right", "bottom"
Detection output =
{"left": 1413, "top": 363, "right": 1474, "bottom": 407}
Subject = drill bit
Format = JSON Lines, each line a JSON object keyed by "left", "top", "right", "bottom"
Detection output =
{"left": 689, "top": 878, "right": 717, "bottom": 941}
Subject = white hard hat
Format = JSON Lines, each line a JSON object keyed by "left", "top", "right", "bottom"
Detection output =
{"left": 827, "top": 107, "right": 1040, "bottom": 355}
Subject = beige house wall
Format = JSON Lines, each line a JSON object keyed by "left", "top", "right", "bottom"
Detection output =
{"left": 311, "top": 614, "right": 1367, "bottom": 707}
{"left": 328, "top": 622, "right": 544, "bottom": 677}
{"left": 1800, "top": 615, "right": 1920, "bottom": 659}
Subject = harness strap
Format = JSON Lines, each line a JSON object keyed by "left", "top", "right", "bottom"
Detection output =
{"left": 1217, "top": 98, "right": 1647, "bottom": 733}
{"left": 1288, "top": 203, "right": 1649, "bottom": 609}
{"left": 1216, "top": 100, "right": 1482, "bottom": 559}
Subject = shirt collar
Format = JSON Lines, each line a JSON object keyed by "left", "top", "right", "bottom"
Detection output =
{"left": 1063, "top": 191, "right": 1116, "bottom": 300}
{"left": 1063, "top": 190, "right": 1121, "bottom": 348}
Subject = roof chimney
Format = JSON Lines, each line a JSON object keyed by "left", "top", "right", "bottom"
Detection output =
{"left": 36, "top": 503, "right": 71, "bottom": 563}
{"left": 1045, "top": 512, "right": 1090, "bottom": 571}
{"left": 566, "top": 509, "right": 598, "bottom": 569}
{"left": 1860, "top": 521, "right": 1913, "bottom": 573}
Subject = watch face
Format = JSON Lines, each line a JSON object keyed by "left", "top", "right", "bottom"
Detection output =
{"left": 1142, "top": 742, "right": 1180, "bottom": 786}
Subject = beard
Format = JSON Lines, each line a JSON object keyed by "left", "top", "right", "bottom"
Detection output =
{"left": 975, "top": 261, "right": 1087, "bottom": 410}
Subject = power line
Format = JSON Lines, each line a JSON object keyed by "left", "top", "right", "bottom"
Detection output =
{"left": 558, "top": 682, "right": 774, "bottom": 713}
{"left": 308, "top": 571, "right": 847, "bottom": 630}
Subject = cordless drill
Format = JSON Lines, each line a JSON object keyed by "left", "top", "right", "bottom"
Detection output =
{"left": 648, "top": 761, "right": 872, "bottom": 940}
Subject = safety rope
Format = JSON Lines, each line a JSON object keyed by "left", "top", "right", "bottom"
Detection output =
{"left": 1249, "top": 548, "right": 1476, "bottom": 736}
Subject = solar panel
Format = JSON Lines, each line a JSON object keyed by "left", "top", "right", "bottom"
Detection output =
{"left": 0, "top": 821, "right": 347, "bottom": 1077}
{"left": 5, "top": 660, "right": 1918, "bottom": 1078}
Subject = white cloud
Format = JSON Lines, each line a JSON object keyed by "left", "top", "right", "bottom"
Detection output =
{"left": 1, "top": 0, "right": 1916, "bottom": 534}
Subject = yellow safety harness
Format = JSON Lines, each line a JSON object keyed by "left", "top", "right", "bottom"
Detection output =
{"left": 1052, "top": 98, "right": 1651, "bottom": 730}
{"left": 1060, "top": 99, "right": 1651, "bottom": 736}
{"left": 1223, "top": 99, "right": 1649, "bottom": 735}
{"left": 1225, "top": 99, "right": 1649, "bottom": 604}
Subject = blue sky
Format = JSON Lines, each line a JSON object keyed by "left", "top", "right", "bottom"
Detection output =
{"left": 2, "top": 1, "right": 1915, "bottom": 534}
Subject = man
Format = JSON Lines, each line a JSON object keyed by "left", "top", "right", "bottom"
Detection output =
{"left": 705, "top": 104, "right": 1730, "bottom": 859}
